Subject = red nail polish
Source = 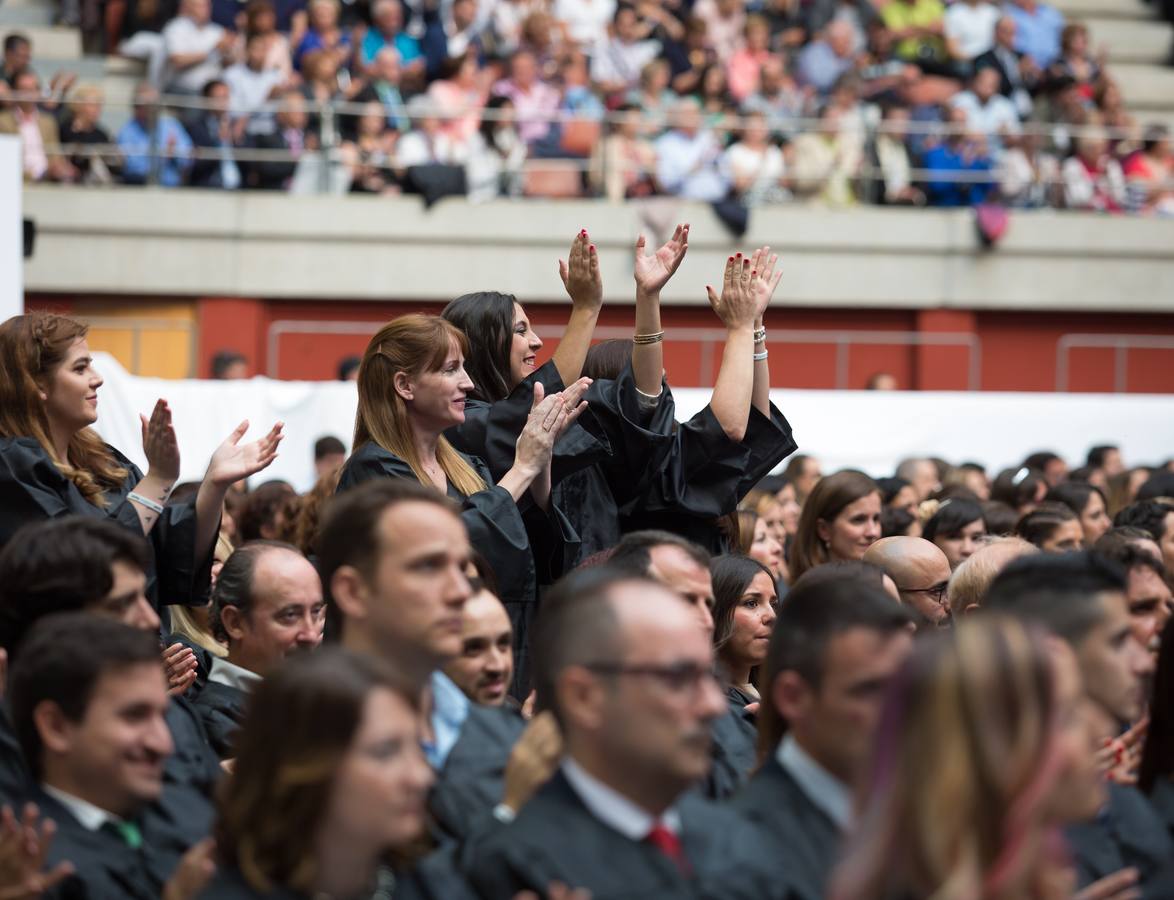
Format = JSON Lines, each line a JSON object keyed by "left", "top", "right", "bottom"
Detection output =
{"left": 728, "top": 256, "right": 733, "bottom": 261}
{"left": 751, "top": 270, "right": 756, "bottom": 276}
{"left": 735, "top": 253, "right": 741, "bottom": 258}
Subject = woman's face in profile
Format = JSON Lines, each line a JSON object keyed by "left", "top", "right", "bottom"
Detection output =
{"left": 508, "top": 302, "right": 542, "bottom": 388}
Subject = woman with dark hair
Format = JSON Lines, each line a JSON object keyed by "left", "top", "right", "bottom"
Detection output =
{"left": 922, "top": 498, "right": 986, "bottom": 570}
{"left": 337, "top": 314, "right": 580, "bottom": 693}
{"left": 1139, "top": 616, "right": 1174, "bottom": 840}
{"left": 711, "top": 555, "right": 777, "bottom": 723}
{"left": 880, "top": 505, "right": 919, "bottom": 539}
{"left": 789, "top": 470, "right": 882, "bottom": 583}
{"left": 1047, "top": 481, "right": 1111, "bottom": 548}
{"left": 991, "top": 466, "right": 1049, "bottom": 516}
{"left": 876, "top": 476, "right": 918, "bottom": 516}
{"left": 0, "top": 312, "right": 282, "bottom": 612}
{"left": 202, "top": 648, "right": 433, "bottom": 898}
{"left": 1015, "top": 502, "right": 1083, "bottom": 552}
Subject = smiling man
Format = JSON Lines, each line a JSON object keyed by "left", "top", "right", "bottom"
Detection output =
{"left": 443, "top": 581, "right": 515, "bottom": 706}
{"left": 194, "top": 540, "right": 326, "bottom": 758}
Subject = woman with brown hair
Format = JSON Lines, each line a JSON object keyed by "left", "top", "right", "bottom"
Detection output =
{"left": 337, "top": 314, "right": 581, "bottom": 691}
{"left": 202, "top": 647, "right": 434, "bottom": 898}
{"left": 0, "top": 312, "right": 282, "bottom": 612}
{"left": 788, "top": 470, "right": 882, "bottom": 583}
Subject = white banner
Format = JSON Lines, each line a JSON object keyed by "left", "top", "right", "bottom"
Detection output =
{"left": 89, "top": 352, "right": 1174, "bottom": 493}
{"left": 0, "top": 136, "right": 22, "bottom": 321}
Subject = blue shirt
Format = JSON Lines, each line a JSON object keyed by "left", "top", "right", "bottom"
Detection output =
{"left": 923, "top": 141, "right": 993, "bottom": 207}
{"left": 361, "top": 29, "right": 422, "bottom": 67}
{"left": 116, "top": 115, "right": 193, "bottom": 187}
{"left": 1003, "top": 1, "right": 1064, "bottom": 68}
{"left": 795, "top": 40, "right": 853, "bottom": 95}
{"left": 422, "top": 671, "right": 470, "bottom": 770}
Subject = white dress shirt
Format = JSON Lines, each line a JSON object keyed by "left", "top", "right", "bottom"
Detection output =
{"left": 42, "top": 785, "right": 119, "bottom": 832}
{"left": 561, "top": 757, "right": 682, "bottom": 840}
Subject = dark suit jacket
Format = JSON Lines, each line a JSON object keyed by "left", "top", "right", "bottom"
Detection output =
{"left": 465, "top": 770, "right": 791, "bottom": 900}
{"left": 245, "top": 129, "right": 299, "bottom": 190}
{"left": 35, "top": 788, "right": 166, "bottom": 900}
{"left": 705, "top": 707, "right": 757, "bottom": 800}
{"left": 428, "top": 703, "right": 526, "bottom": 843}
{"left": 1065, "top": 783, "right": 1174, "bottom": 899}
{"left": 732, "top": 756, "right": 842, "bottom": 900}
{"left": 1145, "top": 776, "right": 1174, "bottom": 841}
{"left": 190, "top": 679, "right": 249, "bottom": 760}
{"left": 974, "top": 46, "right": 1034, "bottom": 98}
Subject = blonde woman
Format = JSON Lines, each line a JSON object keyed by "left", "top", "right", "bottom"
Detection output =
{"left": 830, "top": 618, "right": 1108, "bottom": 900}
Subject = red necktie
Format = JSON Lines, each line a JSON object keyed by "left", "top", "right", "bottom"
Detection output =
{"left": 645, "top": 822, "right": 691, "bottom": 875}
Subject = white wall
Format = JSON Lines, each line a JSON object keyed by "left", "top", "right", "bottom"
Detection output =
{"left": 0, "top": 136, "right": 22, "bottom": 320}
{"left": 89, "top": 353, "right": 1174, "bottom": 493}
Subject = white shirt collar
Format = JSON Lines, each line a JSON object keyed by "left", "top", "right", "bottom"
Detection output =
{"left": 42, "top": 784, "right": 119, "bottom": 832}
{"left": 561, "top": 757, "right": 682, "bottom": 841}
{"left": 777, "top": 734, "right": 853, "bottom": 830}
{"left": 208, "top": 655, "right": 263, "bottom": 692}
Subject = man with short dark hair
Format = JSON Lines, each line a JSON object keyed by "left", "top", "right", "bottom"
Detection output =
{"left": 1088, "top": 444, "right": 1124, "bottom": 478}
{"left": 195, "top": 540, "right": 325, "bottom": 757}
{"left": 210, "top": 349, "right": 248, "bottom": 380}
{"left": 608, "top": 530, "right": 753, "bottom": 799}
{"left": 318, "top": 481, "right": 529, "bottom": 843}
{"left": 985, "top": 552, "right": 1173, "bottom": 894}
{"left": 9, "top": 614, "right": 212, "bottom": 900}
{"left": 313, "top": 435, "right": 347, "bottom": 480}
{"left": 467, "top": 568, "right": 790, "bottom": 899}
{"left": 1085, "top": 540, "right": 1171, "bottom": 657}
{"left": 734, "top": 576, "right": 913, "bottom": 900}
{"left": 1115, "top": 501, "right": 1174, "bottom": 572}
{"left": 443, "top": 582, "right": 514, "bottom": 706}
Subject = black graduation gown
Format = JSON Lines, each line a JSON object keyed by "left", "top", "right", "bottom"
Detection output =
{"left": 0, "top": 703, "right": 30, "bottom": 805}
{"left": 428, "top": 703, "right": 526, "bottom": 844}
{"left": 1065, "top": 783, "right": 1174, "bottom": 898}
{"left": 189, "top": 679, "right": 249, "bottom": 760}
{"left": 199, "top": 863, "right": 468, "bottom": 900}
{"left": 35, "top": 788, "right": 169, "bottom": 900}
{"left": 0, "top": 438, "right": 215, "bottom": 612}
{"left": 1145, "top": 776, "right": 1174, "bottom": 842}
{"left": 463, "top": 769, "right": 792, "bottom": 900}
{"left": 338, "top": 442, "right": 575, "bottom": 696}
{"left": 622, "top": 402, "right": 798, "bottom": 555}
{"left": 706, "top": 706, "right": 758, "bottom": 801}
{"left": 197, "top": 869, "right": 308, "bottom": 900}
{"left": 731, "top": 756, "right": 843, "bottom": 900}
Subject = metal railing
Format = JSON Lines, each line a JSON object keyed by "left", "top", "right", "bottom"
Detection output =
{"left": 1056, "top": 333, "right": 1174, "bottom": 392}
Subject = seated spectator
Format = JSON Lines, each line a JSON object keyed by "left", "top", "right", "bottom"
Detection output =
{"left": 1095, "top": 77, "right": 1139, "bottom": 157}
{"left": 726, "top": 14, "right": 773, "bottom": 104}
{"left": 2, "top": 32, "right": 31, "bottom": 87}
{"left": 1124, "top": 125, "right": 1174, "bottom": 216}
{"left": 591, "top": 3, "right": 662, "bottom": 97}
{"left": 790, "top": 103, "right": 865, "bottom": 206}
{"left": 944, "top": 0, "right": 1000, "bottom": 62}
{"left": 1004, "top": 0, "right": 1065, "bottom": 70}
{"left": 493, "top": 49, "right": 560, "bottom": 148}
{"left": 466, "top": 95, "right": 526, "bottom": 202}
{"left": 299, "top": 50, "right": 363, "bottom": 139}
{"left": 351, "top": 47, "right": 410, "bottom": 134}
{"left": 427, "top": 50, "right": 489, "bottom": 144}
{"left": 721, "top": 110, "right": 788, "bottom": 206}
{"left": 695, "top": 63, "right": 735, "bottom": 135}
{"left": 342, "top": 101, "right": 398, "bottom": 193}
{"left": 653, "top": 97, "right": 729, "bottom": 202}
{"left": 60, "top": 84, "right": 114, "bottom": 183}
{"left": 922, "top": 106, "right": 994, "bottom": 207}
{"left": 396, "top": 94, "right": 470, "bottom": 169}
{"left": 117, "top": 82, "right": 194, "bottom": 186}
{"left": 589, "top": 102, "right": 657, "bottom": 201}
{"left": 115, "top": 0, "right": 176, "bottom": 88}
{"left": 162, "top": 0, "right": 235, "bottom": 94}
{"left": 293, "top": 0, "right": 353, "bottom": 73}
{"left": 421, "top": 0, "right": 486, "bottom": 81}
{"left": 554, "top": 0, "right": 617, "bottom": 49}
{"left": 975, "top": 14, "right": 1040, "bottom": 117}
{"left": 238, "top": 0, "right": 293, "bottom": 79}
{"left": 864, "top": 103, "right": 926, "bottom": 205}
{"left": 796, "top": 19, "right": 857, "bottom": 96}
{"left": 1046, "top": 22, "right": 1102, "bottom": 101}
{"left": 195, "top": 541, "right": 325, "bottom": 758}
{"left": 186, "top": 79, "right": 243, "bottom": 188}
{"left": 693, "top": 0, "right": 747, "bottom": 64}
{"left": 799, "top": 0, "right": 878, "bottom": 53}
{"left": 559, "top": 51, "right": 606, "bottom": 125}
{"left": 492, "top": 0, "right": 548, "bottom": 56}
{"left": 223, "top": 31, "right": 289, "bottom": 132}
{"left": 360, "top": 0, "right": 423, "bottom": 77}
{"left": 245, "top": 88, "right": 312, "bottom": 189}
{"left": 664, "top": 15, "right": 718, "bottom": 96}
{"left": 442, "top": 578, "right": 515, "bottom": 705}
{"left": 1062, "top": 130, "right": 1126, "bottom": 213}
{"left": 881, "top": 0, "right": 953, "bottom": 76}
{"left": 742, "top": 56, "right": 806, "bottom": 139}
{"left": 0, "top": 71, "right": 76, "bottom": 183}
{"left": 951, "top": 65, "right": 1020, "bottom": 155}
{"left": 998, "top": 130, "right": 1061, "bottom": 207}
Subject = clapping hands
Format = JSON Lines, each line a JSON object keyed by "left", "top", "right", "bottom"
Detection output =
{"left": 205, "top": 421, "right": 284, "bottom": 489}
{"left": 558, "top": 230, "right": 603, "bottom": 314}
{"left": 705, "top": 253, "right": 761, "bottom": 333}
{"left": 633, "top": 224, "right": 689, "bottom": 296}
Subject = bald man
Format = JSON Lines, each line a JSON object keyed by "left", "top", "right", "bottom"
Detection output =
{"left": 863, "top": 537, "right": 952, "bottom": 628}
{"left": 947, "top": 536, "right": 1038, "bottom": 616}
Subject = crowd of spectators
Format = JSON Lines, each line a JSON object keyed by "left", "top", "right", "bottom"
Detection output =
{"left": 1, "top": 0, "right": 1173, "bottom": 210}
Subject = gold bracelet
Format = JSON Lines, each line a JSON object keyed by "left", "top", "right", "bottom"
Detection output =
{"left": 632, "top": 331, "right": 665, "bottom": 345}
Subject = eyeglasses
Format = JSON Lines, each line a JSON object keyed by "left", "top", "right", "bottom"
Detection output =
{"left": 898, "top": 583, "right": 949, "bottom": 605}
{"left": 583, "top": 661, "right": 721, "bottom": 696}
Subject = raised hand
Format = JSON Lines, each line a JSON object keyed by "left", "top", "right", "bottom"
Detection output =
{"left": 633, "top": 223, "right": 689, "bottom": 296}
{"left": 162, "top": 838, "right": 216, "bottom": 900}
{"left": 747, "top": 246, "right": 782, "bottom": 322}
{"left": 502, "top": 711, "right": 563, "bottom": 813}
{"left": 0, "top": 803, "right": 74, "bottom": 900}
{"left": 705, "top": 253, "right": 759, "bottom": 333}
{"left": 558, "top": 230, "right": 603, "bottom": 313}
{"left": 205, "top": 421, "right": 283, "bottom": 488}
{"left": 1073, "top": 868, "right": 1140, "bottom": 900}
{"left": 163, "top": 643, "right": 198, "bottom": 698}
{"left": 141, "top": 399, "right": 180, "bottom": 483}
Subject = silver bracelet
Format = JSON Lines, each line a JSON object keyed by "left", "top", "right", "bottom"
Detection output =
{"left": 752, "top": 327, "right": 767, "bottom": 344}
{"left": 128, "top": 492, "right": 166, "bottom": 515}
{"left": 753, "top": 350, "right": 769, "bottom": 362}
